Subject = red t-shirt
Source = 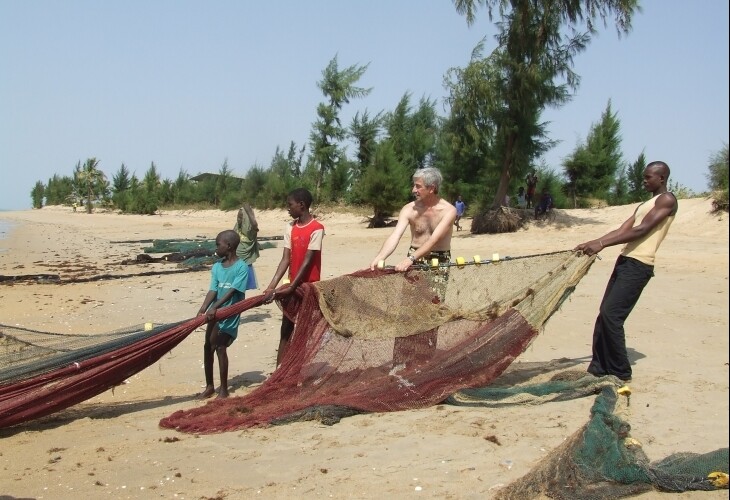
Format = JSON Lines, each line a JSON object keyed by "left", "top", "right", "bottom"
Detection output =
{"left": 284, "top": 218, "right": 325, "bottom": 283}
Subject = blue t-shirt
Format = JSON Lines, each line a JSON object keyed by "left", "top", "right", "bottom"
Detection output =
{"left": 455, "top": 200, "right": 466, "bottom": 216}
{"left": 208, "top": 259, "right": 248, "bottom": 338}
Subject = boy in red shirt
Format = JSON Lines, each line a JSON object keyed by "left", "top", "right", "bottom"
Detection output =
{"left": 263, "top": 188, "right": 325, "bottom": 366}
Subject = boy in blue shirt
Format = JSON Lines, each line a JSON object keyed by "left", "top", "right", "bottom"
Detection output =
{"left": 197, "top": 229, "right": 248, "bottom": 399}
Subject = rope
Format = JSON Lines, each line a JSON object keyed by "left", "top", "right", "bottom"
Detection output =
{"left": 381, "top": 249, "right": 575, "bottom": 271}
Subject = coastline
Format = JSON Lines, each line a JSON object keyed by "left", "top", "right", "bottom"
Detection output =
{"left": 0, "top": 200, "right": 727, "bottom": 499}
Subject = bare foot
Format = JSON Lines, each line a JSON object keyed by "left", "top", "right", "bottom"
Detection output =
{"left": 216, "top": 390, "right": 229, "bottom": 399}
{"left": 197, "top": 386, "right": 215, "bottom": 399}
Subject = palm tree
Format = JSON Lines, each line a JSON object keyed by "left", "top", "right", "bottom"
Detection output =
{"left": 76, "top": 158, "right": 106, "bottom": 213}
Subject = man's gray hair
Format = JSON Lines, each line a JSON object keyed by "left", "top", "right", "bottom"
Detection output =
{"left": 413, "top": 167, "right": 443, "bottom": 193}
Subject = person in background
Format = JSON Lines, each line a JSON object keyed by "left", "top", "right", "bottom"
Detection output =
{"left": 233, "top": 204, "right": 260, "bottom": 291}
{"left": 575, "top": 161, "right": 677, "bottom": 382}
{"left": 525, "top": 171, "right": 538, "bottom": 209}
{"left": 197, "top": 230, "right": 248, "bottom": 399}
{"left": 516, "top": 186, "right": 527, "bottom": 209}
{"left": 263, "top": 188, "right": 325, "bottom": 366}
{"left": 534, "top": 187, "right": 553, "bottom": 218}
{"left": 454, "top": 195, "right": 466, "bottom": 231}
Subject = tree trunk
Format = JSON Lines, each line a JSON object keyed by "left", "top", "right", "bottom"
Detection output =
{"left": 472, "top": 133, "right": 519, "bottom": 235}
{"left": 86, "top": 185, "right": 93, "bottom": 214}
{"left": 491, "top": 133, "right": 516, "bottom": 209}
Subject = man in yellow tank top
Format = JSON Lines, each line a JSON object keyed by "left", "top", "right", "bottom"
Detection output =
{"left": 574, "top": 161, "right": 678, "bottom": 382}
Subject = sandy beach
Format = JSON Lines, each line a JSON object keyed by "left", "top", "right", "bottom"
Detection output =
{"left": 0, "top": 199, "right": 727, "bottom": 499}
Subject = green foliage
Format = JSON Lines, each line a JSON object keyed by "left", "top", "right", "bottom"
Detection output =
{"left": 351, "top": 93, "right": 441, "bottom": 216}
{"left": 31, "top": 181, "right": 45, "bottom": 209}
{"left": 239, "top": 165, "right": 268, "bottom": 206}
{"left": 667, "top": 180, "right": 695, "bottom": 200}
{"left": 706, "top": 143, "right": 729, "bottom": 212}
{"left": 385, "top": 94, "right": 439, "bottom": 172}
{"left": 30, "top": 23, "right": 656, "bottom": 223}
{"left": 74, "top": 158, "right": 108, "bottom": 213}
{"left": 359, "top": 141, "right": 411, "bottom": 221}
{"left": 536, "top": 168, "right": 568, "bottom": 210}
{"left": 310, "top": 55, "right": 371, "bottom": 199}
{"left": 706, "top": 143, "right": 729, "bottom": 191}
{"left": 563, "top": 101, "right": 624, "bottom": 205}
{"left": 44, "top": 174, "right": 75, "bottom": 205}
{"left": 710, "top": 189, "right": 728, "bottom": 212}
{"left": 320, "top": 153, "right": 352, "bottom": 203}
{"left": 451, "top": 0, "right": 638, "bottom": 218}
{"left": 112, "top": 163, "right": 131, "bottom": 193}
{"left": 349, "top": 110, "right": 383, "bottom": 183}
{"left": 626, "top": 152, "right": 648, "bottom": 202}
{"left": 609, "top": 166, "right": 630, "bottom": 206}
{"left": 171, "top": 169, "right": 195, "bottom": 205}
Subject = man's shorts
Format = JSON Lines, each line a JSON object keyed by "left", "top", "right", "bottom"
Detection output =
{"left": 408, "top": 247, "right": 451, "bottom": 302}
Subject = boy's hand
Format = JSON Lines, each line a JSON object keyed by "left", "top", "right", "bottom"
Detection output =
{"left": 205, "top": 307, "right": 217, "bottom": 321}
{"left": 275, "top": 285, "right": 295, "bottom": 298}
{"left": 263, "top": 288, "right": 276, "bottom": 304}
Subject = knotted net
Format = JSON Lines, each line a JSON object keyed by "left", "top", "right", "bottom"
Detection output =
{"left": 160, "top": 250, "right": 594, "bottom": 433}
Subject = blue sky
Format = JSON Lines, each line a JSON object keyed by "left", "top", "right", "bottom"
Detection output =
{"left": 1, "top": 1, "right": 728, "bottom": 210}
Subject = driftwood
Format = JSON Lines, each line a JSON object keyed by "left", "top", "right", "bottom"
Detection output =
{"left": 0, "top": 274, "right": 61, "bottom": 284}
{"left": 0, "top": 267, "right": 207, "bottom": 285}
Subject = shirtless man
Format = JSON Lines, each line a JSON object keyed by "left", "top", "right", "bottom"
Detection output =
{"left": 370, "top": 167, "right": 457, "bottom": 272}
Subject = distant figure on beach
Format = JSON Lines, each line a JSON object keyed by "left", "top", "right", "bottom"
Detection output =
{"left": 263, "top": 188, "right": 325, "bottom": 367}
{"left": 233, "top": 204, "right": 260, "bottom": 290}
{"left": 197, "top": 229, "right": 249, "bottom": 399}
{"left": 534, "top": 188, "right": 553, "bottom": 218}
{"left": 454, "top": 195, "right": 466, "bottom": 232}
{"left": 516, "top": 187, "right": 527, "bottom": 209}
{"left": 370, "top": 167, "right": 456, "bottom": 271}
{"left": 525, "top": 172, "right": 538, "bottom": 209}
{"left": 575, "top": 161, "right": 677, "bottom": 382}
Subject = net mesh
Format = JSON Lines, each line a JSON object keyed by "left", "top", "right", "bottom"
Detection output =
{"left": 0, "top": 316, "right": 215, "bottom": 428}
{"left": 493, "top": 385, "right": 728, "bottom": 499}
{"left": 2, "top": 249, "right": 726, "bottom": 496}
{"left": 160, "top": 251, "right": 595, "bottom": 432}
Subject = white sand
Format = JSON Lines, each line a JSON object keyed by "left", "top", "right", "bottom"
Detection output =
{"left": 0, "top": 199, "right": 727, "bottom": 499}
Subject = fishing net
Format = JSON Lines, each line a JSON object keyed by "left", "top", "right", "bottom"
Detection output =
{"left": 493, "top": 385, "right": 728, "bottom": 499}
{"left": 130, "top": 238, "right": 279, "bottom": 268}
{"left": 0, "top": 316, "right": 217, "bottom": 428}
{"left": 445, "top": 359, "right": 728, "bottom": 496}
{"left": 3, "top": 249, "right": 727, "bottom": 496}
{"left": 446, "top": 357, "right": 627, "bottom": 407}
{"left": 160, "top": 250, "right": 595, "bottom": 432}
{"left": 142, "top": 239, "right": 216, "bottom": 254}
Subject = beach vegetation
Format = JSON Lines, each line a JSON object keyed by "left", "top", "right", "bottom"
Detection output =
{"left": 73, "top": 158, "right": 109, "bottom": 214}
{"left": 706, "top": 143, "right": 729, "bottom": 212}
{"left": 309, "top": 56, "right": 371, "bottom": 201}
{"left": 31, "top": 181, "right": 45, "bottom": 209}
{"left": 450, "top": 0, "right": 638, "bottom": 232}
{"left": 562, "top": 101, "right": 624, "bottom": 207}
{"left": 30, "top": 3, "right": 720, "bottom": 221}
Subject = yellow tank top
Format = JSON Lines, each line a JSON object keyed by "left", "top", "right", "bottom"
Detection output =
{"left": 621, "top": 193, "right": 676, "bottom": 265}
